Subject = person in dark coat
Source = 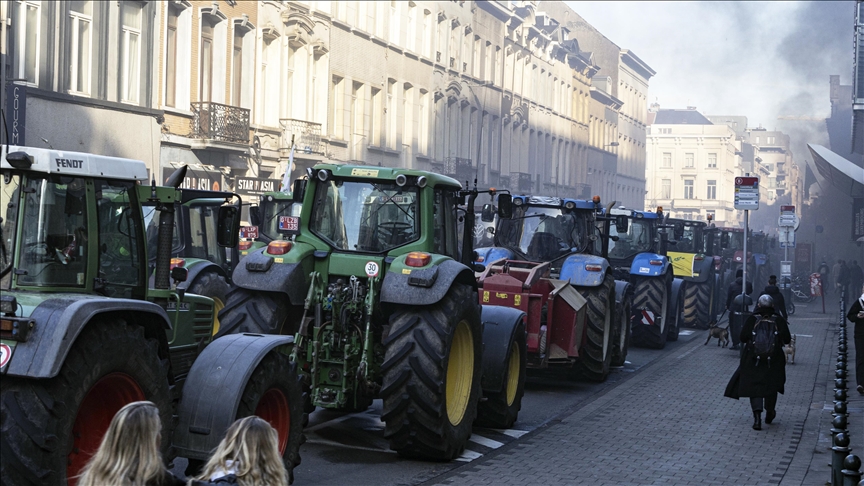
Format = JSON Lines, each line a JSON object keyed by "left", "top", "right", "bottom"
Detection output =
{"left": 725, "top": 269, "right": 753, "bottom": 350}
{"left": 725, "top": 294, "right": 792, "bottom": 430}
{"left": 848, "top": 291, "right": 864, "bottom": 395}
{"left": 849, "top": 260, "right": 863, "bottom": 297}
{"left": 760, "top": 275, "right": 788, "bottom": 320}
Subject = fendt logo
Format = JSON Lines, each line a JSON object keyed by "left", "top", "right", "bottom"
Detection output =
{"left": 55, "top": 158, "right": 84, "bottom": 169}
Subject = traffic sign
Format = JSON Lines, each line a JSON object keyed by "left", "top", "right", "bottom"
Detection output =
{"left": 734, "top": 176, "right": 760, "bottom": 210}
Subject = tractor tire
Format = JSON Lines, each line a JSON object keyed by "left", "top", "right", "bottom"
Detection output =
{"left": 216, "top": 287, "right": 292, "bottom": 338}
{"left": 572, "top": 273, "right": 615, "bottom": 382}
{"left": 0, "top": 320, "right": 173, "bottom": 485}
{"left": 236, "top": 352, "right": 305, "bottom": 484}
{"left": 475, "top": 321, "right": 526, "bottom": 429}
{"left": 681, "top": 281, "right": 712, "bottom": 330}
{"left": 667, "top": 288, "right": 683, "bottom": 342}
{"left": 380, "top": 283, "right": 483, "bottom": 460}
{"left": 611, "top": 288, "right": 632, "bottom": 367}
{"left": 186, "top": 270, "right": 230, "bottom": 336}
{"left": 630, "top": 274, "right": 671, "bottom": 349}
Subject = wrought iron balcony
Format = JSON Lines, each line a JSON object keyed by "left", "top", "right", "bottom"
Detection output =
{"left": 517, "top": 172, "right": 534, "bottom": 192}
{"left": 443, "top": 157, "right": 473, "bottom": 184}
{"left": 280, "top": 118, "right": 324, "bottom": 155}
{"left": 190, "top": 102, "right": 250, "bottom": 145}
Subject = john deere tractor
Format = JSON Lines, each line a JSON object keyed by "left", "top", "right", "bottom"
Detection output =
{"left": 473, "top": 195, "right": 629, "bottom": 381}
{"left": 237, "top": 190, "right": 301, "bottom": 258}
{"left": 0, "top": 147, "right": 304, "bottom": 485}
{"left": 221, "top": 164, "right": 526, "bottom": 459}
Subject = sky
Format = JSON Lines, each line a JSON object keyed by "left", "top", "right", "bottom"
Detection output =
{"left": 563, "top": 1, "right": 855, "bottom": 130}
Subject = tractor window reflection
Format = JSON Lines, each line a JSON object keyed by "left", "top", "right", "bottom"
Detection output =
{"left": 607, "top": 218, "right": 653, "bottom": 259}
{"left": 96, "top": 180, "right": 142, "bottom": 298}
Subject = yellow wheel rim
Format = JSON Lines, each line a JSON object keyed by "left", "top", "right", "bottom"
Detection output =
{"left": 211, "top": 297, "right": 225, "bottom": 336}
{"left": 505, "top": 344, "right": 520, "bottom": 406}
{"left": 445, "top": 320, "right": 474, "bottom": 426}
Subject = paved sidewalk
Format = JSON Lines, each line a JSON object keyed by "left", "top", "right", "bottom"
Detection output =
{"left": 426, "top": 302, "right": 859, "bottom": 486}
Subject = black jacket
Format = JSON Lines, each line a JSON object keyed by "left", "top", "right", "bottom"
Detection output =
{"left": 724, "top": 307, "right": 791, "bottom": 399}
{"left": 189, "top": 474, "right": 239, "bottom": 486}
{"left": 760, "top": 285, "right": 788, "bottom": 320}
{"left": 726, "top": 277, "right": 753, "bottom": 310}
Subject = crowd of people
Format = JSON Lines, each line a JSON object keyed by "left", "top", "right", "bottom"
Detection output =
{"left": 77, "top": 402, "right": 289, "bottom": 486}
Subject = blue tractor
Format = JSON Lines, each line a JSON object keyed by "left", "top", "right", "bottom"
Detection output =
{"left": 605, "top": 207, "right": 683, "bottom": 349}
{"left": 474, "top": 195, "right": 630, "bottom": 380}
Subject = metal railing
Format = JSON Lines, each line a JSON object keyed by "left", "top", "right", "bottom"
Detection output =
{"left": 190, "top": 102, "right": 250, "bottom": 144}
{"left": 280, "top": 118, "right": 324, "bottom": 155}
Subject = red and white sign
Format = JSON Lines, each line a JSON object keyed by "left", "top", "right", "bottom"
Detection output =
{"left": 734, "top": 176, "right": 760, "bottom": 210}
{"left": 0, "top": 344, "right": 11, "bottom": 369}
{"left": 278, "top": 216, "right": 300, "bottom": 232}
{"left": 240, "top": 226, "right": 259, "bottom": 239}
{"left": 641, "top": 310, "right": 655, "bottom": 326}
{"left": 365, "top": 261, "right": 380, "bottom": 277}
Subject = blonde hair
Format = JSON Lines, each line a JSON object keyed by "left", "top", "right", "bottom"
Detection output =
{"left": 77, "top": 401, "right": 167, "bottom": 486}
{"left": 197, "top": 416, "right": 288, "bottom": 486}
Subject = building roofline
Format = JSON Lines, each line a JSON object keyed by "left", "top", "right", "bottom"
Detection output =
{"left": 620, "top": 49, "right": 656, "bottom": 79}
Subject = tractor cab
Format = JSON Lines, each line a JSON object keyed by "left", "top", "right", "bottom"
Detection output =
{"left": 606, "top": 207, "right": 665, "bottom": 274}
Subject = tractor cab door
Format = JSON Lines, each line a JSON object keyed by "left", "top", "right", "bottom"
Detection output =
{"left": 434, "top": 189, "right": 460, "bottom": 261}
{"left": 95, "top": 179, "right": 146, "bottom": 298}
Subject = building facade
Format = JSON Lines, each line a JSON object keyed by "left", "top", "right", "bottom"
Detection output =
{"left": 645, "top": 107, "right": 743, "bottom": 226}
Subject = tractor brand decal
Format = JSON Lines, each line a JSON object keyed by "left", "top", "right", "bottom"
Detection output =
{"left": 641, "top": 310, "right": 655, "bottom": 326}
{"left": 351, "top": 168, "right": 379, "bottom": 177}
{"left": 639, "top": 267, "right": 650, "bottom": 274}
{"left": 514, "top": 294, "right": 521, "bottom": 306}
{"left": 365, "top": 261, "right": 380, "bottom": 277}
{"left": 274, "top": 258, "right": 284, "bottom": 263}
{"left": 482, "top": 291, "right": 490, "bottom": 302}
{"left": 166, "top": 302, "right": 190, "bottom": 311}
{"left": 495, "top": 292, "right": 508, "bottom": 300}
{"left": 401, "top": 268, "right": 411, "bottom": 274}
{"left": 55, "top": 158, "right": 86, "bottom": 170}
{"left": 0, "top": 344, "right": 11, "bottom": 369}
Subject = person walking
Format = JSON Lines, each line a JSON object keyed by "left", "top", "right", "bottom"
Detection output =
{"left": 724, "top": 295, "right": 792, "bottom": 430}
{"left": 191, "top": 416, "right": 289, "bottom": 486}
{"left": 849, "top": 260, "right": 863, "bottom": 297}
{"left": 760, "top": 275, "right": 788, "bottom": 320}
{"left": 833, "top": 259, "right": 844, "bottom": 296}
{"left": 837, "top": 260, "right": 851, "bottom": 304}
{"left": 848, "top": 291, "right": 864, "bottom": 395}
{"left": 726, "top": 269, "right": 753, "bottom": 351}
{"left": 77, "top": 401, "right": 184, "bottom": 486}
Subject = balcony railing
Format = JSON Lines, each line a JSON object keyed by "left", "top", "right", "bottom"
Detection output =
{"left": 517, "top": 172, "right": 534, "bottom": 192}
{"left": 443, "top": 157, "right": 473, "bottom": 184}
{"left": 190, "top": 102, "right": 250, "bottom": 145}
{"left": 280, "top": 118, "right": 324, "bottom": 155}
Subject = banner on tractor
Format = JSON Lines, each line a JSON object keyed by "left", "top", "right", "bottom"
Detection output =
{"left": 667, "top": 251, "right": 696, "bottom": 278}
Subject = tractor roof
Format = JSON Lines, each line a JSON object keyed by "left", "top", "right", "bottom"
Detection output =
{"left": 312, "top": 163, "right": 462, "bottom": 189}
{"left": 608, "top": 206, "right": 660, "bottom": 219}
{"left": 668, "top": 218, "right": 706, "bottom": 228}
{"left": 1, "top": 146, "right": 148, "bottom": 181}
{"left": 512, "top": 195, "right": 596, "bottom": 210}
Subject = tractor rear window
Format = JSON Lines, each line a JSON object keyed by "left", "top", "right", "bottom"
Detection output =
{"left": 608, "top": 219, "right": 654, "bottom": 259}
{"left": 310, "top": 180, "right": 419, "bottom": 253}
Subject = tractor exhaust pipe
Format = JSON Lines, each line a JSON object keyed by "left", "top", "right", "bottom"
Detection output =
{"left": 154, "top": 166, "right": 188, "bottom": 290}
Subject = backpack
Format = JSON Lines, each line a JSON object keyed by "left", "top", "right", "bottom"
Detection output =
{"left": 748, "top": 314, "right": 778, "bottom": 365}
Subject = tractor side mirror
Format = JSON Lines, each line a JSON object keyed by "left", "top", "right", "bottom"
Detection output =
{"left": 480, "top": 204, "right": 496, "bottom": 223}
{"left": 292, "top": 179, "right": 307, "bottom": 203}
{"left": 249, "top": 205, "right": 261, "bottom": 226}
{"left": 615, "top": 215, "right": 629, "bottom": 233}
{"left": 496, "top": 194, "right": 512, "bottom": 219}
{"left": 217, "top": 205, "right": 240, "bottom": 247}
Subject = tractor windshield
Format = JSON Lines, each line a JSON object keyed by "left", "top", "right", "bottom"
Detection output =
{"left": 722, "top": 230, "right": 745, "bottom": 252}
{"left": 260, "top": 198, "right": 298, "bottom": 241}
{"left": 0, "top": 172, "right": 20, "bottom": 289}
{"left": 674, "top": 223, "right": 700, "bottom": 253}
{"left": 310, "top": 179, "right": 419, "bottom": 253}
{"left": 497, "top": 206, "right": 588, "bottom": 262}
{"left": 608, "top": 218, "right": 654, "bottom": 259}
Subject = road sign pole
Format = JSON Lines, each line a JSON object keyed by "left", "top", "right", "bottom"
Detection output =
{"left": 742, "top": 209, "right": 749, "bottom": 312}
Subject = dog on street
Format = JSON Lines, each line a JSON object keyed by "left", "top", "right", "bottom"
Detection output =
{"left": 784, "top": 334, "right": 796, "bottom": 364}
{"left": 704, "top": 321, "right": 729, "bottom": 348}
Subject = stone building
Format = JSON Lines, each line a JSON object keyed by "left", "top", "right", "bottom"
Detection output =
{"left": 645, "top": 107, "right": 743, "bottom": 226}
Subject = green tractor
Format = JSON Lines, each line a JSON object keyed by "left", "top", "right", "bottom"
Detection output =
{"left": 238, "top": 191, "right": 300, "bottom": 258}
{"left": 0, "top": 147, "right": 304, "bottom": 484}
{"left": 222, "top": 164, "right": 527, "bottom": 458}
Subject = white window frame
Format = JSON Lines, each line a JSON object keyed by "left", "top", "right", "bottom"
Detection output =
{"left": 683, "top": 179, "right": 694, "bottom": 199}
{"left": 662, "top": 152, "right": 671, "bottom": 168}
{"left": 68, "top": 1, "right": 93, "bottom": 95}
{"left": 17, "top": 0, "right": 41, "bottom": 86}
{"left": 684, "top": 152, "right": 694, "bottom": 168}
{"left": 707, "top": 180, "right": 716, "bottom": 200}
{"left": 120, "top": 2, "right": 143, "bottom": 103}
{"left": 707, "top": 152, "right": 717, "bottom": 168}
{"left": 661, "top": 179, "right": 671, "bottom": 199}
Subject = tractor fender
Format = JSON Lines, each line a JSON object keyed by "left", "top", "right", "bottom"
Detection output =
{"left": 629, "top": 253, "right": 669, "bottom": 277}
{"left": 671, "top": 278, "right": 685, "bottom": 312}
{"left": 6, "top": 296, "right": 172, "bottom": 379}
{"left": 172, "top": 333, "right": 294, "bottom": 461}
{"left": 478, "top": 305, "right": 525, "bottom": 394}
{"left": 475, "top": 247, "right": 514, "bottom": 265}
{"left": 559, "top": 254, "right": 608, "bottom": 287}
{"left": 178, "top": 260, "right": 227, "bottom": 292}
{"left": 681, "top": 257, "right": 715, "bottom": 284}
{"left": 614, "top": 280, "right": 632, "bottom": 307}
{"left": 230, "top": 247, "right": 311, "bottom": 306}
{"left": 380, "top": 259, "right": 477, "bottom": 307}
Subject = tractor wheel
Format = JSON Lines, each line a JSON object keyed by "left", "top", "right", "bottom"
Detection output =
{"left": 630, "top": 274, "right": 671, "bottom": 349}
{"left": 611, "top": 288, "right": 632, "bottom": 367}
{"left": 682, "top": 280, "right": 713, "bottom": 330}
{"left": 572, "top": 273, "right": 615, "bottom": 382}
{"left": 0, "top": 320, "right": 173, "bottom": 485}
{"left": 186, "top": 270, "right": 230, "bottom": 336}
{"left": 380, "top": 283, "right": 482, "bottom": 460}
{"left": 475, "top": 321, "right": 526, "bottom": 429}
{"left": 667, "top": 287, "right": 683, "bottom": 342}
{"left": 236, "top": 352, "right": 305, "bottom": 484}
{"left": 216, "top": 287, "right": 292, "bottom": 338}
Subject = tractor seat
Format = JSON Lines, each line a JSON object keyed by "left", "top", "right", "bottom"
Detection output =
{"left": 526, "top": 232, "right": 561, "bottom": 262}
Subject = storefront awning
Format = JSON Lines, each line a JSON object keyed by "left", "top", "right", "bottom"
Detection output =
{"left": 807, "top": 144, "right": 864, "bottom": 198}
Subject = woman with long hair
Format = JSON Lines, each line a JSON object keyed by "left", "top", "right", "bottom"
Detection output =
{"left": 77, "top": 401, "right": 183, "bottom": 486}
{"left": 193, "top": 416, "right": 288, "bottom": 486}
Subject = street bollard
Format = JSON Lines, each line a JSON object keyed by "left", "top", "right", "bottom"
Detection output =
{"left": 836, "top": 389, "right": 848, "bottom": 402}
{"left": 842, "top": 454, "right": 862, "bottom": 486}
{"left": 832, "top": 416, "right": 848, "bottom": 441}
{"left": 835, "top": 401, "right": 849, "bottom": 419}
{"left": 837, "top": 378, "right": 848, "bottom": 390}
{"left": 832, "top": 433, "right": 851, "bottom": 486}
{"left": 838, "top": 369, "right": 848, "bottom": 380}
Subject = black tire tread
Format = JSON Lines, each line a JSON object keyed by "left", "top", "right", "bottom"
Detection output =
{"left": 216, "top": 287, "right": 291, "bottom": 337}
{"left": 630, "top": 275, "right": 670, "bottom": 349}
{"left": 572, "top": 273, "right": 615, "bottom": 381}
{"left": 475, "top": 323, "right": 526, "bottom": 428}
{"left": 186, "top": 270, "right": 230, "bottom": 304}
{"left": 610, "top": 289, "right": 631, "bottom": 367}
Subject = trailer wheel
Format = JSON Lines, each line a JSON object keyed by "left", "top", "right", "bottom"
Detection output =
{"left": 475, "top": 321, "right": 526, "bottom": 428}
{"left": 216, "top": 287, "right": 293, "bottom": 338}
{"left": 0, "top": 320, "right": 173, "bottom": 485}
{"left": 186, "top": 270, "right": 230, "bottom": 336}
{"left": 630, "top": 274, "right": 671, "bottom": 349}
{"left": 611, "top": 289, "right": 632, "bottom": 367}
{"left": 380, "top": 283, "right": 482, "bottom": 460}
{"left": 573, "top": 273, "right": 615, "bottom": 381}
{"left": 236, "top": 352, "right": 305, "bottom": 484}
